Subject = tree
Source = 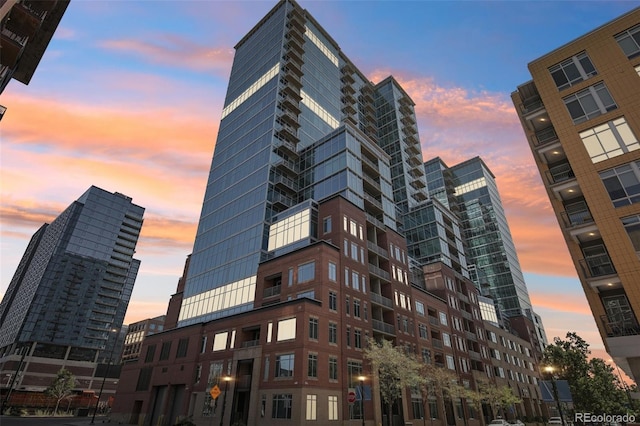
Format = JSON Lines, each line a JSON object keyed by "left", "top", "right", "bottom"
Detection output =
{"left": 45, "top": 368, "right": 75, "bottom": 414}
{"left": 363, "top": 339, "right": 423, "bottom": 426}
{"left": 474, "top": 377, "right": 521, "bottom": 420}
{"left": 541, "top": 332, "right": 629, "bottom": 415}
{"left": 419, "top": 363, "right": 466, "bottom": 425}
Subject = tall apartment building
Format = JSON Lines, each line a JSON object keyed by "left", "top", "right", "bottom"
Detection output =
{"left": 0, "top": 0, "right": 70, "bottom": 95}
{"left": 0, "top": 186, "right": 144, "bottom": 403}
{"left": 122, "top": 316, "right": 166, "bottom": 363}
{"left": 111, "top": 1, "right": 547, "bottom": 425}
{"left": 424, "top": 157, "right": 547, "bottom": 352}
{"left": 512, "top": 9, "right": 640, "bottom": 383}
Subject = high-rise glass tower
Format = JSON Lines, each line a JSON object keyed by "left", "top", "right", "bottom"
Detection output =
{"left": 179, "top": 1, "right": 394, "bottom": 326}
{"left": 0, "top": 186, "right": 144, "bottom": 358}
{"left": 424, "top": 157, "right": 547, "bottom": 349}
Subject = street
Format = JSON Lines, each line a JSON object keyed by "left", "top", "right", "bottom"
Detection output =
{"left": 0, "top": 415, "right": 110, "bottom": 426}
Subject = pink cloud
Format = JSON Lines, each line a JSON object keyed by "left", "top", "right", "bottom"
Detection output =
{"left": 368, "top": 70, "right": 576, "bottom": 277}
{"left": 99, "top": 36, "right": 234, "bottom": 75}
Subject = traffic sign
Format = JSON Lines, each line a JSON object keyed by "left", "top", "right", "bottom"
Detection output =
{"left": 210, "top": 385, "right": 221, "bottom": 400}
{"left": 347, "top": 390, "right": 356, "bottom": 404}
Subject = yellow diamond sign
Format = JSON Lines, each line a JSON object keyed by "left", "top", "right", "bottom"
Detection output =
{"left": 210, "top": 385, "right": 221, "bottom": 400}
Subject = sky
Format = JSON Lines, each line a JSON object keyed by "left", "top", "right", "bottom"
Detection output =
{"left": 2, "top": 0, "right": 638, "bottom": 368}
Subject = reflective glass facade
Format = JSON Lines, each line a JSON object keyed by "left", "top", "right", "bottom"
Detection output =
{"left": 180, "top": 0, "right": 397, "bottom": 325}
{"left": 0, "top": 186, "right": 144, "bottom": 353}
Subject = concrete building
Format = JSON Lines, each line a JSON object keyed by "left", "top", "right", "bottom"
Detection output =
{"left": 512, "top": 8, "right": 640, "bottom": 382}
{"left": 0, "top": 186, "right": 144, "bottom": 409}
{"left": 0, "top": 0, "right": 70, "bottom": 95}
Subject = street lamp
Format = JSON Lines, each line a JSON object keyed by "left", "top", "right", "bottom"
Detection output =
{"left": 219, "top": 376, "right": 232, "bottom": 426}
{"left": 358, "top": 375, "right": 366, "bottom": 426}
{"left": 544, "top": 366, "right": 565, "bottom": 426}
{"left": 91, "top": 328, "right": 118, "bottom": 425}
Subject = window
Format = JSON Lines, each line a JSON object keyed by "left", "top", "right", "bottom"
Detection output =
{"left": 346, "top": 327, "right": 351, "bottom": 346}
{"left": 352, "top": 271, "right": 360, "bottom": 291}
{"left": 350, "top": 219, "right": 358, "bottom": 236}
{"left": 636, "top": 64, "right": 640, "bottom": 77}
{"left": 443, "top": 333, "right": 451, "bottom": 347}
{"left": 213, "top": 332, "right": 228, "bottom": 351}
{"left": 419, "top": 324, "right": 428, "bottom": 339}
{"left": 439, "top": 312, "right": 448, "bottom": 326}
{"left": 144, "top": 344, "right": 156, "bottom": 363}
{"left": 622, "top": 215, "right": 640, "bottom": 253}
{"left": 328, "top": 396, "right": 339, "bottom": 420}
{"left": 200, "top": 336, "right": 207, "bottom": 354}
{"left": 329, "top": 291, "right": 337, "bottom": 311}
{"left": 272, "top": 394, "right": 292, "bottom": 419}
{"left": 306, "top": 394, "right": 317, "bottom": 420}
{"left": 323, "top": 216, "right": 332, "bottom": 233}
{"left": 159, "top": 342, "right": 171, "bottom": 360}
{"left": 354, "top": 330, "right": 362, "bottom": 349}
{"left": 136, "top": 367, "right": 153, "bottom": 391}
{"left": 549, "top": 51, "right": 597, "bottom": 90}
{"left": 309, "top": 318, "right": 318, "bottom": 340}
{"left": 345, "top": 296, "right": 350, "bottom": 315}
{"left": 329, "top": 356, "right": 338, "bottom": 380}
{"left": 275, "top": 354, "right": 295, "bottom": 378}
{"left": 363, "top": 303, "right": 368, "bottom": 320}
{"left": 351, "top": 242, "right": 358, "bottom": 260}
{"left": 563, "top": 82, "right": 617, "bottom": 124}
{"left": 581, "top": 117, "right": 639, "bottom": 163}
{"left": 615, "top": 24, "right": 640, "bottom": 58}
{"left": 329, "top": 322, "right": 337, "bottom": 344}
{"left": 176, "top": 338, "right": 189, "bottom": 358}
{"left": 421, "top": 348, "right": 431, "bottom": 364}
{"left": 298, "top": 262, "right": 315, "bottom": 283}
{"left": 353, "top": 300, "right": 361, "bottom": 318}
{"left": 328, "top": 262, "right": 337, "bottom": 281}
{"left": 344, "top": 268, "right": 349, "bottom": 287}
{"left": 446, "top": 355, "right": 455, "bottom": 370}
{"left": 277, "top": 318, "right": 296, "bottom": 341}
{"left": 308, "top": 354, "right": 318, "bottom": 378}
{"left": 415, "top": 301, "right": 425, "bottom": 316}
{"left": 600, "top": 161, "right": 640, "bottom": 207}
{"left": 412, "top": 398, "right": 425, "bottom": 421}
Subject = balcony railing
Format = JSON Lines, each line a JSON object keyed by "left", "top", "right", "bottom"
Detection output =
{"left": 532, "top": 126, "right": 558, "bottom": 147}
{"left": 368, "top": 264, "right": 390, "bottom": 281}
{"left": 369, "top": 292, "right": 393, "bottom": 308}
{"left": 372, "top": 319, "right": 395, "bottom": 335}
{"left": 560, "top": 208, "right": 593, "bottom": 228}
{"left": 578, "top": 256, "right": 616, "bottom": 278}
{"left": 263, "top": 285, "right": 281, "bottom": 298}
{"left": 600, "top": 314, "right": 640, "bottom": 337}
{"left": 241, "top": 339, "right": 260, "bottom": 348}
{"left": 367, "top": 241, "right": 389, "bottom": 259}
{"left": 428, "top": 316, "right": 439, "bottom": 326}
{"left": 546, "top": 163, "right": 575, "bottom": 185}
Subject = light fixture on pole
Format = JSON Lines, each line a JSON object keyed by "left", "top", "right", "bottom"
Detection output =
{"left": 91, "top": 328, "right": 118, "bottom": 425}
{"left": 358, "top": 375, "right": 366, "bottom": 426}
{"left": 544, "top": 366, "right": 565, "bottom": 426}
{"left": 219, "top": 376, "right": 232, "bottom": 426}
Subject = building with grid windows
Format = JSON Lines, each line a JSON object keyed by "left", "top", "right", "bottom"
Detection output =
{"left": 0, "top": 186, "right": 144, "bottom": 410}
{"left": 424, "top": 157, "right": 548, "bottom": 353}
{"left": 512, "top": 8, "right": 640, "bottom": 383}
{"left": 111, "top": 1, "right": 548, "bottom": 425}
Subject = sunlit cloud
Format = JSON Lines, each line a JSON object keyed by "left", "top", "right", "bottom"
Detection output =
{"left": 368, "top": 69, "right": 575, "bottom": 277}
{"left": 99, "top": 36, "right": 234, "bottom": 75}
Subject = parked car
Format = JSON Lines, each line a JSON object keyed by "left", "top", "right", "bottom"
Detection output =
{"left": 490, "top": 419, "right": 510, "bottom": 426}
{"left": 510, "top": 420, "right": 525, "bottom": 426}
{"left": 548, "top": 417, "right": 563, "bottom": 425}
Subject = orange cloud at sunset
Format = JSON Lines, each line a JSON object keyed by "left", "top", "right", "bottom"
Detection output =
{"left": 367, "top": 70, "right": 576, "bottom": 278}
{"left": 99, "top": 35, "right": 234, "bottom": 76}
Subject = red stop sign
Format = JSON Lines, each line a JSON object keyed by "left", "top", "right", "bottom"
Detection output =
{"left": 347, "top": 391, "right": 356, "bottom": 404}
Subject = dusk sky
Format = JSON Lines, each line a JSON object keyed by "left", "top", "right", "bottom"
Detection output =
{"left": 2, "top": 0, "right": 638, "bottom": 364}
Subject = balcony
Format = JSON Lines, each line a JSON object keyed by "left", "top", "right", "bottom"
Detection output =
{"left": 578, "top": 255, "right": 616, "bottom": 279}
{"left": 5, "top": 3, "right": 43, "bottom": 38}
{"left": 600, "top": 314, "right": 640, "bottom": 338}
{"left": 372, "top": 319, "right": 395, "bottom": 336}
{"left": 368, "top": 264, "right": 390, "bottom": 282}
{"left": 432, "top": 338, "right": 443, "bottom": 349}
{"left": 363, "top": 192, "right": 383, "bottom": 214}
{"left": 274, "top": 158, "right": 298, "bottom": 176}
{"left": 546, "top": 163, "right": 575, "bottom": 185}
{"left": 263, "top": 285, "right": 281, "bottom": 299}
{"left": 366, "top": 213, "right": 385, "bottom": 230}
{"left": 362, "top": 173, "right": 381, "bottom": 193}
{"left": 369, "top": 292, "right": 393, "bottom": 309}
{"left": 272, "top": 173, "right": 298, "bottom": 193}
{"left": 273, "top": 133, "right": 298, "bottom": 155}
{"left": 428, "top": 316, "right": 439, "bottom": 326}
{"left": 271, "top": 192, "right": 294, "bottom": 209}
{"left": 361, "top": 155, "right": 378, "bottom": 173}
{"left": 532, "top": 126, "right": 559, "bottom": 147}
{"left": 367, "top": 241, "right": 388, "bottom": 259}
{"left": 241, "top": 339, "right": 260, "bottom": 348}
{"left": 469, "top": 350, "right": 481, "bottom": 361}
{"left": 0, "top": 29, "right": 26, "bottom": 68}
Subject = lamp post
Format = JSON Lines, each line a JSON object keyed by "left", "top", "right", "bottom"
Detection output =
{"left": 219, "top": 376, "right": 232, "bottom": 426}
{"left": 91, "top": 328, "right": 118, "bottom": 425}
{"left": 544, "top": 366, "right": 565, "bottom": 426}
{"left": 358, "top": 375, "right": 366, "bottom": 426}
